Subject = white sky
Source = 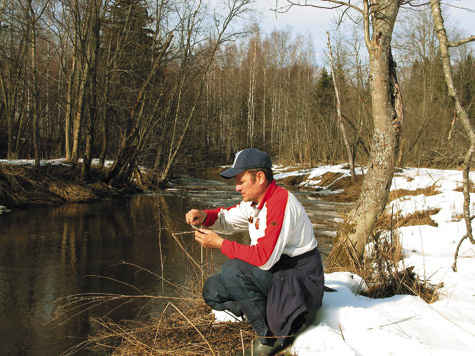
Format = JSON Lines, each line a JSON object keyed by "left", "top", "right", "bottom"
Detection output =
{"left": 250, "top": 0, "right": 475, "bottom": 63}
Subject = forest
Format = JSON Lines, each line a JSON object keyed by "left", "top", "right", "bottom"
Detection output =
{"left": 0, "top": 0, "right": 473, "bottom": 189}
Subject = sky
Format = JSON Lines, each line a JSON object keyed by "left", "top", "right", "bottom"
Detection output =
{"left": 250, "top": 0, "right": 475, "bottom": 63}
{"left": 215, "top": 164, "right": 475, "bottom": 355}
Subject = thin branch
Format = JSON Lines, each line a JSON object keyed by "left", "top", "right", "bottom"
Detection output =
{"left": 285, "top": 0, "right": 364, "bottom": 14}
{"left": 449, "top": 35, "right": 475, "bottom": 47}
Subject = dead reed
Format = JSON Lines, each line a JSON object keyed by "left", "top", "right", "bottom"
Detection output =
{"left": 388, "top": 183, "right": 441, "bottom": 202}
{"left": 57, "top": 265, "right": 256, "bottom": 356}
{"left": 360, "top": 230, "right": 441, "bottom": 303}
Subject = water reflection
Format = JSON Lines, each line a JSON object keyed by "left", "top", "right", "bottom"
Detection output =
{"left": 0, "top": 193, "right": 232, "bottom": 355}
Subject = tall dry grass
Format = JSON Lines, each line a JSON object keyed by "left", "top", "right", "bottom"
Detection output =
{"left": 54, "top": 216, "right": 257, "bottom": 356}
{"left": 327, "top": 204, "right": 442, "bottom": 304}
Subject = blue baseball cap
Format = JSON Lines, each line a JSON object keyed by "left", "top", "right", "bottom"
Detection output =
{"left": 220, "top": 148, "right": 272, "bottom": 179}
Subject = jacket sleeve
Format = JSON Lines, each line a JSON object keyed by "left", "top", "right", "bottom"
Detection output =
{"left": 203, "top": 202, "right": 249, "bottom": 231}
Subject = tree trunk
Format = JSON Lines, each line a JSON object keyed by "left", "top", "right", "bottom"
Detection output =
{"left": 0, "top": 73, "right": 16, "bottom": 159}
{"left": 81, "top": 0, "right": 101, "bottom": 181}
{"left": 64, "top": 45, "right": 77, "bottom": 161}
{"left": 327, "top": 31, "right": 355, "bottom": 179}
{"left": 328, "top": 0, "right": 403, "bottom": 270}
{"left": 429, "top": 0, "right": 475, "bottom": 271}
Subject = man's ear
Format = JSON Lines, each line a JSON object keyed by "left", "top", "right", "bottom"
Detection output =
{"left": 256, "top": 171, "right": 266, "bottom": 184}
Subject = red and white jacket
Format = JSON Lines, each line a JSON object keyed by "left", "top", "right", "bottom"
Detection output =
{"left": 203, "top": 181, "right": 317, "bottom": 270}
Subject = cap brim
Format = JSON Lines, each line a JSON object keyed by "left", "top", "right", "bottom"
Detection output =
{"left": 219, "top": 167, "right": 245, "bottom": 179}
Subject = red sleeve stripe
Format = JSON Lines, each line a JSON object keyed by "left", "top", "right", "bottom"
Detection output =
{"left": 202, "top": 208, "right": 221, "bottom": 227}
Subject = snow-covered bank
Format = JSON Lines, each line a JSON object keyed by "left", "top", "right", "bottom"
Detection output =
{"left": 290, "top": 166, "right": 475, "bottom": 355}
{"left": 217, "top": 165, "right": 475, "bottom": 355}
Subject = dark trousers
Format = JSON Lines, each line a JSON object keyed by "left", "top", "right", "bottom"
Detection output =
{"left": 202, "top": 259, "right": 274, "bottom": 345}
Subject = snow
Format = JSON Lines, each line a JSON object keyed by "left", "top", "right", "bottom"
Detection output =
{"left": 221, "top": 166, "right": 475, "bottom": 355}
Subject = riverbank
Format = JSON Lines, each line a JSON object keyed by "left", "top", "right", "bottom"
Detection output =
{"left": 0, "top": 161, "right": 364, "bottom": 211}
{"left": 0, "top": 161, "right": 141, "bottom": 209}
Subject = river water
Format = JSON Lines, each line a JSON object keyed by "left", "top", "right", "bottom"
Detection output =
{"left": 0, "top": 176, "right": 348, "bottom": 355}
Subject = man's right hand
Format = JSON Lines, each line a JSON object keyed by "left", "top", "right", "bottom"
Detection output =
{"left": 185, "top": 209, "right": 207, "bottom": 226}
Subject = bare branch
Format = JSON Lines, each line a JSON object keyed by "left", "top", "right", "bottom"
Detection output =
{"left": 363, "top": 0, "right": 371, "bottom": 53}
{"left": 448, "top": 35, "right": 475, "bottom": 47}
{"left": 283, "top": 0, "right": 364, "bottom": 14}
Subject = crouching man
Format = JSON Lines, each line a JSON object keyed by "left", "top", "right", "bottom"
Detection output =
{"left": 185, "top": 148, "right": 324, "bottom": 356}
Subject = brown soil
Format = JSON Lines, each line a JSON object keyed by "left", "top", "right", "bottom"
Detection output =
{"left": 0, "top": 163, "right": 131, "bottom": 209}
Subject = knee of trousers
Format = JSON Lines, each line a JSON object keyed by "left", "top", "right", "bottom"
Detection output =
{"left": 220, "top": 259, "right": 250, "bottom": 289}
{"left": 202, "top": 273, "right": 222, "bottom": 301}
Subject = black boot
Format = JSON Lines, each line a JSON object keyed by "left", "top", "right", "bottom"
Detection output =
{"left": 235, "top": 338, "right": 285, "bottom": 356}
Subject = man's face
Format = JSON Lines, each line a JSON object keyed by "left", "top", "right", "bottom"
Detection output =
{"left": 234, "top": 171, "right": 266, "bottom": 204}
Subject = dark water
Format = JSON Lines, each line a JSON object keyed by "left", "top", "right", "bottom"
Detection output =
{"left": 0, "top": 177, "right": 346, "bottom": 355}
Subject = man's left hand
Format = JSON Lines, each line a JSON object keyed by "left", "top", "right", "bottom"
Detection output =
{"left": 194, "top": 228, "right": 224, "bottom": 249}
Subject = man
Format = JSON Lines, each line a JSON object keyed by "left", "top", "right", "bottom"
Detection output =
{"left": 185, "top": 148, "right": 324, "bottom": 356}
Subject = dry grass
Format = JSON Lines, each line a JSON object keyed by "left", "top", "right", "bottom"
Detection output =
{"left": 296, "top": 172, "right": 364, "bottom": 203}
{"left": 328, "top": 200, "right": 442, "bottom": 304}
{"left": 354, "top": 230, "right": 441, "bottom": 304}
{"left": 324, "top": 175, "right": 364, "bottom": 202}
{"left": 91, "top": 299, "right": 255, "bottom": 356}
{"left": 388, "top": 183, "right": 441, "bottom": 202}
{"left": 278, "top": 174, "right": 311, "bottom": 187}
{"left": 56, "top": 262, "right": 258, "bottom": 356}
{"left": 454, "top": 180, "right": 475, "bottom": 193}
{"left": 376, "top": 208, "right": 441, "bottom": 230}
{"left": 56, "top": 216, "right": 263, "bottom": 356}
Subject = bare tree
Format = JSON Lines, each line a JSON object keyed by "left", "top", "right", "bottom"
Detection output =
{"left": 80, "top": 0, "right": 103, "bottom": 181}
{"left": 154, "top": 0, "right": 255, "bottom": 186}
{"left": 23, "top": 0, "right": 49, "bottom": 168}
{"left": 283, "top": 0, "right": 404, "bottom": 268}
{"left": 429, "top": 0, "right": 475, "bottom": 271}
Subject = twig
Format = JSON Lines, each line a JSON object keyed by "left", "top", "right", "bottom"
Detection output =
{"left": 367, "top": 315, "right": 417, "bottom": 330}
{"left": 164, "top": 216, "right": 203, "bottom": 271}
{"left": 338, "top": 324, "right": 345, "bottom": 341}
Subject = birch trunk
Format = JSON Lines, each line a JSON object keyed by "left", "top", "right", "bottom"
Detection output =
{"left": 328, "top": 0, "right": 403, "bottom": 269}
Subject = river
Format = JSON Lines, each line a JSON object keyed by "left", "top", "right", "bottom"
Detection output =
{"left": 0, "top": 175, "right": 348, "bottom": 355}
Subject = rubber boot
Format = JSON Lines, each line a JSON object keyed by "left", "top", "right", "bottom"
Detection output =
{"left": 235, "top": 338, "right": 285, "bottom": 356}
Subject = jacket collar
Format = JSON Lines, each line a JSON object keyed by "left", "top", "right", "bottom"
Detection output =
{"left": 255, "top": 180, "right": 277, "bottom": 210}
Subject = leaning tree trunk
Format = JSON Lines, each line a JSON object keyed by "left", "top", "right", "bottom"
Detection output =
{"left": 327, "top": 0, "right": 403, "bottom": 270}
{"left": 430, "top": 0, "right": 475, "bottom": 271}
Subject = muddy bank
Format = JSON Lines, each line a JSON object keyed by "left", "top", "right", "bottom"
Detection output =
{"left": 0, "top": 163, "right": 138, "bottom": 209}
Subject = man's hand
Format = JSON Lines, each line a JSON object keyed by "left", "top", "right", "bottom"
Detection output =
{"left": 185, "top": 209, "right": 207, "bottom": 226}
{"left": 194, "top": 228, "right": 224, "bottom": 250}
